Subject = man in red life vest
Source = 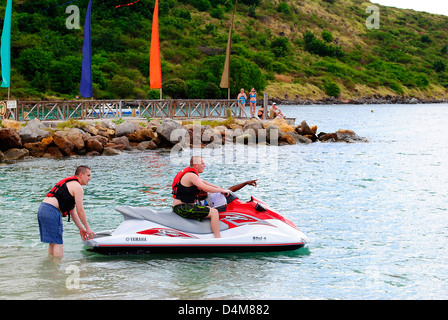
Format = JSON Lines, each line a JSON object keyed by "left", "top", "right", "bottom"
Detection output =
{"left": 172, "top": 156, "right": 231, "bottom": 238}
{"left": 37, "top": 165, "right": 95, "bottom": 258}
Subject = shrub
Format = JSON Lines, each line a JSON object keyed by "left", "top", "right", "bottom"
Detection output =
{"left": 324, "top": 79, "right": 341, "bottom": 97}
{"left": 270, "top": 37, "right": 290, "bottom": 58}
{"left": 433, "top": 60, "right": 446, "bottom": 73}
{"left": 303, "top": 31, "right": 344, "bottom": 58}
{"left": 322, "top": 30, "right": 333, "bottom": 43}
{"left": 163, "top": 78, "right": 188, "bottom": 99}
{"left": 277, "top": 3, "right": 290, "bottom": 14}
{"left": 186, "top": 79, "right": 207, "bottom": 98}
{"left": 192, "top": 0, "right": 211, "bottom": 11}
{"left": 210, "top": 7, "right": 224, "bottom": 19}
{"left": 108, "top": 75, "right": 135, "bottom": 98}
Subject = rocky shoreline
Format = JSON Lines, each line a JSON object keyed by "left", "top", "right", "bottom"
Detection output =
{"left": 271, "top": 95, "right": 448, "bottom": 105}
{"left": 0, "top": 117, "right": 367, "bottom": 163}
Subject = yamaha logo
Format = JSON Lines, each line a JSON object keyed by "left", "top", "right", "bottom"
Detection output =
{"left": 126, "top": 237, "right": 147, "bottom": 241}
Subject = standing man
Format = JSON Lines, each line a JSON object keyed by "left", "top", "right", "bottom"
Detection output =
{"left": 38, "top": 165, "right": 95, "bottom": 258}
{"left": 172, "top": 156, "right": 230, "bottom": 238}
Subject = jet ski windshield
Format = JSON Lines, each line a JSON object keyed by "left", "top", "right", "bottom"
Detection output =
{"left": 225, "top": 191, "right": 238, "bottom": 204}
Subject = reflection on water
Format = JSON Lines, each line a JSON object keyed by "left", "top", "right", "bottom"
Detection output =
{"left": 1, "top": 104, "right": 448, "bottom": 299}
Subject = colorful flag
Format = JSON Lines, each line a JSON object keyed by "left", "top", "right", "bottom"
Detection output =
{"left": 1, "top": 0, "right": 12, "bottom": 88}
{"left": 80, "top": 0, "right": 93, "bottom": 98}
{"left": 149, "top": 0, "right": 162, "bottom": 89}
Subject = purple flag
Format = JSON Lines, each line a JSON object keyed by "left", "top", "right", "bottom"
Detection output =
{"left": 80, "top": 0, "right": 93, "bottom": 98}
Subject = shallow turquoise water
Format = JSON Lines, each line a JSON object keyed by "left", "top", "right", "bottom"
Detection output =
{"left": 1, "top": 104, "right": 447, "bottom": 299}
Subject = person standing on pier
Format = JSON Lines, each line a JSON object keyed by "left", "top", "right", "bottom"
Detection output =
{"left": 249, "top": 87, "right": 257, "bottom": 118}
{"left": 37, "top": 165, "right": 95, "bottom": 258}
{"left": 237, "top": 88, "right": 247, "bottom": 112}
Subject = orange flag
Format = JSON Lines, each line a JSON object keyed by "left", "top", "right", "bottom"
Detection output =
{"left": 150, "top": 0, "right": 162, "bottom": 89}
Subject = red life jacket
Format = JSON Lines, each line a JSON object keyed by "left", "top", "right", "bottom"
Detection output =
{"left": 46, "top": 175, "right": 79, "bottom": 220}
{"left": 172, "top": 167, "right": 198, "bottom": 199}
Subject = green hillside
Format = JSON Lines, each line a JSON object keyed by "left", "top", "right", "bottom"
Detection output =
{"left": 1, "top": 0, "right": 448, "bottom": 102}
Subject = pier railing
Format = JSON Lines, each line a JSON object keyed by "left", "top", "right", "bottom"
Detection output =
{"left": 1, "top": 99, "right": 249, "bottom": 121}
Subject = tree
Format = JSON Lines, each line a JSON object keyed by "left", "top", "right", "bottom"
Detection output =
{"left": 324, "top": 79, "right": 341, "bottom": 97}
{"left": 195, "top": 55, "right": 266, "bottom": 98}
{"left": 433, "top": 60, "right": 446, "bottom": 73}
{"left": 108, "top": 75, "right": 135, "bottom": 98}
{"left": 270, "top": 37, "right": 290, "bottom": 58}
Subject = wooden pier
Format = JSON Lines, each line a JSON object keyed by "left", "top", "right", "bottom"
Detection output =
{"left": 1, "top": 99, "right": 250, "bottom": 121}
{"left": 1, "top": 98, "right": 296, "bottom": 126}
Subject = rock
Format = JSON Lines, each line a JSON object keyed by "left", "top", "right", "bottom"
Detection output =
{"left": 105, "top": 142, "right": 125, "bottom": 151}
{"left": 18, "top": 121, "right": 50, "bottom": 143}
{"left": 102, "top": 147, "right": 122, "bottom": 156}
{"left": 0, "top": 128, "right": 22, "bottom": 151}
{"left": 26, "top": 118, "right": 46, "bottom": 129}
{"left": 111, "top": 136, "right": 131, "bottom": 150}
{"left": 296, "top": 121, "right": 317, "bottom": 142}
{"left": 0, "top": 151, "right": 3, "bottom": 162}
{"left": 97, "top": 126, "right": 115, "bottom": 140}
{"left": 283, "top": 133, "right": 297, "bottom": 145}
{"left": 41, "top": 136, "right": 54, "bottom": 147}
{"left": 213, "top": 125, "right": 228, "bottom": 135}
{"left": 65, "top": 128, "right": 85, "bottom": 150}
{"left": 86, "top": 151, "right": 100, "bottom": 157}
{"left": 115, "top": 122, "right": 135, "bottom": 137}
{"left": 318, "top": 132, "right": 337, "bottom": 142}
{"left": 126, "top": 128, "right": 157, "bottom": 142}
{"left": 270, "top": 118, "right": 295, "bottom": 133}
{"left": 156, "top": 119, "right": 188, "bottom": 145}
{"left": 2, "top": 119, "right": 22, "bottom": 130}
{"left": 84, "top": 124, "right": 99, "bottom": 136}
{"left": 235, "top": 133, "right": 256, "bottom": 145}
{"left": 24, "top": 141, "right": 47, "bottom": 157}
{"left": 336, "top": 129, "right": 368, "bottom": 143}
{"left": 148, "top": 119, "right": 160, "bottom": 131}
{"left": 285, "top": 131, "right": 311, "bottom": 144}
{"left": 86, "top": 138, "right": 104, "bottom": 153}
{"left": 53, "top": 131, "right": 75, "bottom": 156}
{"left": 137, "top": 140, "right": 157, "bottom": 150}
{"left": 187, "top": 125, "right": 204, "bottom": 147}
{"left": 202, "top": 128, "right": 221, "bottom": 145}
{"left": 264, "top": 124, "right": 282, "bottom": 144}
{"left": 4, "top": 148, "right": 29, "bottom": 161}
{"left": 231, "top": 128, "right": 244, "bottom": 143}
{"left": 90, "top": 135, "right": 107, "bottom": 147}
{"left": 43, "top": 146, "right": 64, "bottom": 158}
{"left": 242, "top": 120, "right": 263, "bottom": 135}
{"left": 317, "top": 130, "right": 368, "bottom": 143}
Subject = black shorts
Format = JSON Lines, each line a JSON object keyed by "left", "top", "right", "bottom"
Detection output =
{"left": 173, "top": 204, "right": 211, "bottom": 222}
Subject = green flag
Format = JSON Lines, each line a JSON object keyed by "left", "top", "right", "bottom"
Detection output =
{"left": 1, "top": 0, "right": 12, "bottom": 88}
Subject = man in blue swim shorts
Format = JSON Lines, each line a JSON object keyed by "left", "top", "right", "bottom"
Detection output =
{"left": 37, "top": 165, "right": 95, "bottom": 257}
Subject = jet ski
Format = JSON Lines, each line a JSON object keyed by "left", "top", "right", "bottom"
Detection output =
{"left": 84, "top": 192, "right": 309, "bottom": 255}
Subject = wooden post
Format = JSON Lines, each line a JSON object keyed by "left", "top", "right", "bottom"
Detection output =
{"left": 263, "top": 92, "right": 268, "bottom": 120}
